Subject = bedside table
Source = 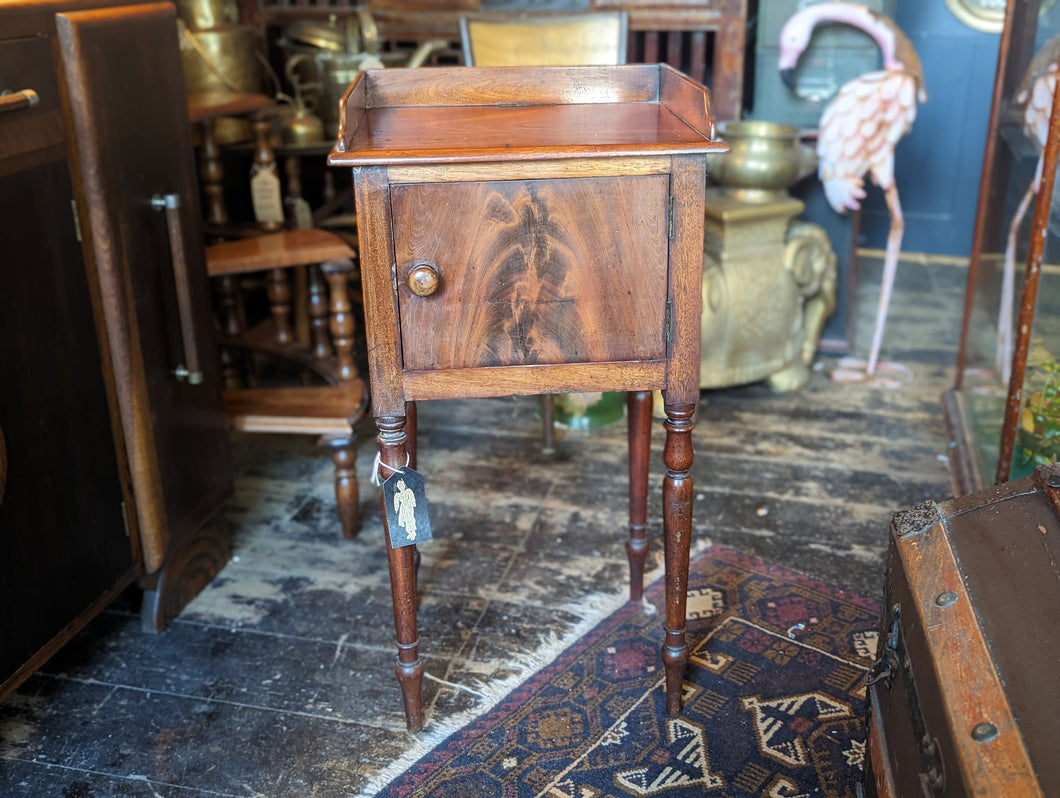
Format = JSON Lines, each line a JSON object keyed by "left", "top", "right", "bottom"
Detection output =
{"left": 329, "top": 64, "right": 726, "bottom": 731}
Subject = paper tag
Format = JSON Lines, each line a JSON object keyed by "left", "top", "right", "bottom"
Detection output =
{"left": 382, "top": 467, "right": 432, "bottom": 548}
{"left": 290, "top": 196, "right": 314, "bottom": 231}
{"left": 250, "top": 163, "right": 285, "bottom": 225}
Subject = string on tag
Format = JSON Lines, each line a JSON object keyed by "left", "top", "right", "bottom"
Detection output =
{"left": 370, "top": 451, "right": 411, "bottom": 486}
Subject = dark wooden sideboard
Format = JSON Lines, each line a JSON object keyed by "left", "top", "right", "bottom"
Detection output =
{"left": 0, "top": 0, "right": 232, "bottom": 700}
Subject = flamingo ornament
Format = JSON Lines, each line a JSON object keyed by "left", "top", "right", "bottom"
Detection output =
{"left": 996, "top": 34, "right": 1060, "bottom": 385}
{"left": 778, "top": 2, "right": 927, "bottom": 382}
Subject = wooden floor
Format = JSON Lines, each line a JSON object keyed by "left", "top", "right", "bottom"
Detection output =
{"left": 0, "top": 254, "right": 963, "bottom": 797}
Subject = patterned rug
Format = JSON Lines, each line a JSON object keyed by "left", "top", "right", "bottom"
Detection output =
{"left": 372, "top": 545, "right": 882, "bottom": 797}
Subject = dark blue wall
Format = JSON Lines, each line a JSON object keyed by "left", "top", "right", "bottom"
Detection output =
{"left": 858, "top": 2, "right": 1001, "bottom": 255}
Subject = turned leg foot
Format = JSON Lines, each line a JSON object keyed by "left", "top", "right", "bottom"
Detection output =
{"left": 627, "top": 391, "right": 651, "bottom": 601}
{"left": 378, "top": 414, "right": 424, "bottom": 731}
{"left": 662, "top": 402, "right": 695, "bottom": 715}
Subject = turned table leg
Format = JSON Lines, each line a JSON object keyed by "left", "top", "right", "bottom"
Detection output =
{"left": 627, "top": 391, "right": 652, "bottom": 601}
{"left": 378, "top": 413, "right": 424, "bottom": 732}
{"left": 661, "top": 402, "right": 695, "bottom": 715}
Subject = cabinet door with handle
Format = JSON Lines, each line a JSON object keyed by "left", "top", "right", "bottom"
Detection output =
{"left": 56, "top": 1, "right": 232, "bottom": 574}
{"left": 0, "top": 26, "right": 138, "bottom": 698}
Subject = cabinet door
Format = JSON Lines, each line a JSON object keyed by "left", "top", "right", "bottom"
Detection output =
{"left": 0, "top": 36, "right": 138, "bottom": 696}
{"left": 56, "top": 2, "right": 232, "bottom": 572}
{"left": 391, "top": 175, "right": 671, "bottom": 372}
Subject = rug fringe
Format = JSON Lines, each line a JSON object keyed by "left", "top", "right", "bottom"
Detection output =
{"left": 355, "top": 538, "right": 714, "bottom": 797}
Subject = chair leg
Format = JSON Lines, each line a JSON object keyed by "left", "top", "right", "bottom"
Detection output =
{"left": 267, "top": 267, "right": 294, "bottom": 345}
{"left": 215, "top": 274, "right": 245, "bottom": 390}
{"left": 308, "top": 264, "right": 331, "bottom": 359}
{"left": 323, "top": 259, "right": 357, "bottom": 381}
{"left": 326, "top": 438, "right": 360, "bottom": 539}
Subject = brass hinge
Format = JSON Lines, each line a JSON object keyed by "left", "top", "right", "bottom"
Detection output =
{"left": 667, "top": 196, "right": 675, "bottom": 240}
{"left": 121, "top": 500, "right": 131, "bottom": 538}
{"left": 665, "top": 298, "right": 673, "bottom": 344}
{"left": 70, "top": 199, "right": 82, "bottom": 243}
{"left": 391, "top": 262, "right": 399, "bottom": 293}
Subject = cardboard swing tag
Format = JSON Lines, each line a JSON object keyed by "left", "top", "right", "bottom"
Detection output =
{"left": 250, "top": 163, "right": 285, "bottom": 226}
{"left": 289, "top": 196, "right": 313, "bottom": 231}
{"left": 382, "top": 467, "right": 432, "bottom": 548}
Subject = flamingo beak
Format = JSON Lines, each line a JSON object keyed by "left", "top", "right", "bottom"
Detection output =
{"left": 780, "top": 68, "right": 796, "bottom": 91}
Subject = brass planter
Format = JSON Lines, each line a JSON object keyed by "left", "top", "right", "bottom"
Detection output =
{"left": 705, "top": 120, "right": 816, "bottom": 202}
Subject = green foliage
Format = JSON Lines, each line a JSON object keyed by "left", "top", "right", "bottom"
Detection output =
{"left": 1018, "top": 342, "right": 1060, "bottom": 466}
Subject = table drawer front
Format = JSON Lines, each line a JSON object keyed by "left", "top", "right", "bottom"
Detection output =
{"left": 392, "top": 175, "right": 670, "bottom": 372}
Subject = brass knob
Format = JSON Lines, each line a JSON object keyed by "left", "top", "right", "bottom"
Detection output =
{"left": 407, "top": 262, "right": 439, "bottom": 297}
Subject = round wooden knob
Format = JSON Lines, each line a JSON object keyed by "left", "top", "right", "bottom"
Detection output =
{"left": 407, "top": 262, "right": 439, "bottom": 297}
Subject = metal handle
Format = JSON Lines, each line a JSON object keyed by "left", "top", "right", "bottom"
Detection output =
{"left": 151, "top": 193, "right": 203, "bottom": 385}
{"left": 0, "top": 89, "right": 39, "bottom": 115}
{"left": 406, "top": 262, "right": 439, "bottom": 297}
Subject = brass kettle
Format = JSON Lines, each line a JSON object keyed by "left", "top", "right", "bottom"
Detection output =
{"left": 278, "top": 54, "right": 325, "bottom": 146}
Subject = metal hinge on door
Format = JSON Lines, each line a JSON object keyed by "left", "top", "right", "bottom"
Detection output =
{"left": 665, "top": 298, "right": 673, "bottom": 344}
{"left": 667, "top": 195, "right": 675, "bottom": 240}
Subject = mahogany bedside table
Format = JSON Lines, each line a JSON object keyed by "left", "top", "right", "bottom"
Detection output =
{"left": 328, "top": 64, "right": 726, "bottom": 731}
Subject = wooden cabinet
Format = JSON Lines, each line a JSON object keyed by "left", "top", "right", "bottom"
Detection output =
{"left": 330, "top": 64, "right": 723, "bottom": 731}
{"left": 0, "top": 0, "right": 233, "bottom": 701}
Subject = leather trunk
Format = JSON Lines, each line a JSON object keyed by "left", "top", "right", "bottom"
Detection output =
{"left": 864, "top": 464, "right": 1060, "bottom": 797}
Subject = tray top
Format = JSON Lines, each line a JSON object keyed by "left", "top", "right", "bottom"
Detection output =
{"left": 328, "top": 64, "right": 728, "bottom": 167}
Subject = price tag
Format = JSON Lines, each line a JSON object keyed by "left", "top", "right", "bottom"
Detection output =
{"left": 250, "top": 163, "right": 285, "bottom": 225}
{"left": 290, "top": 197, "right": 314, "bottom": 231}
{"left": 382, "top": 467, "right": 432, "bottom": 548}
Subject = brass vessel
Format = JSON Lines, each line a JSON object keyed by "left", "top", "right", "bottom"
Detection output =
{"left": 179, "top": 24, "right": 263, "bottom": 143}
{"left": 705, "top": 120, "right": 817, "bottom": 203}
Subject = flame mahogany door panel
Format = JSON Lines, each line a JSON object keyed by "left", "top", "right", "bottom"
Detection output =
{"left": 392, "top": 175, "right": 670, "bottom": 372}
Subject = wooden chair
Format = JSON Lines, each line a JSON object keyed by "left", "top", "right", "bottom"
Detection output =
{"left": 459, "top": 11, "right": 627, "bottom": 68}
{"left": 460, "top": 10, "right": 628, "bottom": 449}
{"left": 194, "top": 100, "right": 368, "bottom": 539}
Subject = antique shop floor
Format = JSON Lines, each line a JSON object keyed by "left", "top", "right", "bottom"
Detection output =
{"left": 1, "top": 254, "right": 962, "bottom": 796}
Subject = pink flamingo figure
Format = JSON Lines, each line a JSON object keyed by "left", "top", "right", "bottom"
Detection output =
{"left": 778, "top": 2, "right": 927, "bottom": 382}
{"left": 996, "top": 35, "right": 1060, "bottom": 385}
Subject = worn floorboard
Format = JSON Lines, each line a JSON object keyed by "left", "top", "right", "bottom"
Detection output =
{"left": 1, "top": 255, "right": 964, "bottom": 797}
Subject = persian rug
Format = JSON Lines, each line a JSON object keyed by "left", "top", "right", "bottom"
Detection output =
{"left": 371, "top": 545, "right": 882, "bottom": 798}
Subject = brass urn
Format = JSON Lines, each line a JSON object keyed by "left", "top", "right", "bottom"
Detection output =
{"left": 705, "top": 120, "right": 817, "bottom": 202}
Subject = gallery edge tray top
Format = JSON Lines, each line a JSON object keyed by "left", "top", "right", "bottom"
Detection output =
{"left": 328, "top": 64, "right": 729, "bottom": 166}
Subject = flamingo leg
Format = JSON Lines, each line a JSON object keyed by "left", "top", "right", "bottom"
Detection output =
{"left": 865, "top": 184, "right": 904, "bottom": 376}
{"left": 997, "top": 181, "right": 1037, "bottom": 385}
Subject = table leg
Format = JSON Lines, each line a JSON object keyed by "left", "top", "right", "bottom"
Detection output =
{"left": 405, "top": 400, "right": 421, "bottom": 602}
{"left": 661, "top": 402, "right": 695, "bottom": 715}
{"left": 377, "top": 413, "right": 424, "bottom": 732}
{"left": 406, "top": 400, "right": 418, "bottom": 469}
{"left": 627, "top": 391, "right": 652, "bottom": 600}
